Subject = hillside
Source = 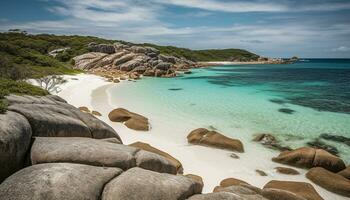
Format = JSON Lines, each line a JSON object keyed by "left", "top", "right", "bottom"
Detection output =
{"left": 0, "top": 32, "right": 259, "bottom": 79}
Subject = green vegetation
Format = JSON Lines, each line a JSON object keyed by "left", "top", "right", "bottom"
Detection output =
{"left": 141, "top": 44, "right": 259, "bottom": 62}
{"left": 0, "top": 78, "right": 48, "bottom": 113}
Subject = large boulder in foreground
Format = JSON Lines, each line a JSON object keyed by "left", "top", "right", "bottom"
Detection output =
{"left": 129, "top": 141, "right": 183, "bottom": 173}
{"left": 108, "top": 108, "right": 149, "bottom": 131}
{"left": 187, "top": 128, "right": 244, "bottom": 152}
{"left": 0, "top": 163, "right": 122, "bottom": 200}
{"left": 31, "top": 137, "right": 133, "bottom": 170}
{"left": 0, "top": 111, "right": 32, "bottom": 182}
{"left": 306, "top": 167, "right": 350, "bottom": 197}
{"left": 272, "top": 147, "right": 345, "bottom": 172}
{"left": 102, "top": 167, "right": 202, "bottom": 200}
{"left": 31, "top": 137, "right": 177, "bottom": 174}
{"left": 6, "top": 95, "right": 121, "bottom": 142}
{"left": 264, "top": 180, "right": 324, "bottom": 200}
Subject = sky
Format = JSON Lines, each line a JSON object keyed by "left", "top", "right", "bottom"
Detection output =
{"left": 0, "top": 0, "right": 350, "bottom": 58}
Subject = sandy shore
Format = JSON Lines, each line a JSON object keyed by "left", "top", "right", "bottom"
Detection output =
{"left": 57, "top": 73, "right": 344, "bottom": 199}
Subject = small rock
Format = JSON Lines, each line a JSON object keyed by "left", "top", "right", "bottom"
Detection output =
{"left": 92, "top": 111, "right": 102, "bottom": 116}
{"left": 256, "top": 169, "right": 267, "bottom": 176}
{"left": 230, "top": 153, "right": 240, "bottom": 159}
{"left": 275, "top": 167, "right": 300, "bottom": 175}
{"left": 278, "top": 108, "right": 295, "bottom": 114}
{"left": 79, "top": 106, "right": 90, "bottom": 113}
{"left": 108, "top": 108, "right": 149, "bottom": 131}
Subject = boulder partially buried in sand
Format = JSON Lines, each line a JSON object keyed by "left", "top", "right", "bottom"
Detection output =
{"left": 306, "top": 167, "right": 350, "bottom": 197}
{"left": 129, "top": 141, "right": 183, "bottom": 173}
{"left": 187, "top": 128, "right": 244, "bottom": 152}
{"left": 0, "top": 163, "right": 122, "bottom": 200}
{"left": 263, "top": 180, "right": 324, "bottom": 200}
{"left": 108, "top": 108, "right": 149, "bottom": 131}
{"left": 272, "top": 147, "right": 345, "bottom": 172}
{"left": 101, "top": 167, "right": 202, "bottom": 200}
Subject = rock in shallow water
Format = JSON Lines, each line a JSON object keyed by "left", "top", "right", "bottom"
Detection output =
{"left": 101, "top": 167, "right": 202, "bottom": 200}
{"left": 0, "top": 163, "right": 122, "bottom": 200}
{"left": 338, "top": 166, "right": 350, "bottom": 180}
{"left": 187, "top": 128, "right": 244, "bottom": 152}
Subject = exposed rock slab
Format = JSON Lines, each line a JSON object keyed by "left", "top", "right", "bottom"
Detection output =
{"left": 108, "top": 108, "right": 149, "bottom": 131}
{"left": 0, "top": 163, "right": 122, "bottom": 200}
{"left": 102, "top": 167, "right": 202, "bottom": 200}
{"left": 6, "top": 95, "right": 121, "bottom": 142}
{"left": 134, "top": 150, "right": 177, "bottom": 174}
{"left": 31, "top": 137, "right": 134, "bottom": 169}
{"left": 306, "top": 167, "right": 350, "bottom": 197}
{"left": 129, "top": 141, "right": 183, "bottom": 173}
{"left": 187, "top": 128, "right": 244, "bottom": 152}
{"left": 264, "top": 180, "right": 324, "bottom": 200}
{"left": 272, "top": 147, "right": 345, "bottom": 172}
{"left": 0, "top": 111, "right": 32, "bottom": 182}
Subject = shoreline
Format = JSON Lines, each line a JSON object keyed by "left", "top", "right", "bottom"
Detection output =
{"left": 57, "top": 73, "right": 344, "bottom": 199}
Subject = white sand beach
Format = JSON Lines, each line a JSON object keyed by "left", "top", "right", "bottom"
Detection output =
{"left": 57, "top": 73, "right": 346, "bottom": 200}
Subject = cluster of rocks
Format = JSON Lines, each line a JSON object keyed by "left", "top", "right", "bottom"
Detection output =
{"left": 272, "top": 147, "right": 350, "bottom": 197}
{"left": 0, "top": 94, "right": 204, "bottom": 199}
{"left": 193, "top": 177, "right": 323, "bottom": 200}
{"left": 73, "top": 42, "right": 200, "bottom": 80}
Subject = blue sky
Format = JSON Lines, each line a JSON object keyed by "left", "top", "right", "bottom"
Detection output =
{"left": 1, "top": 0, "right": 350, "bottom": 58}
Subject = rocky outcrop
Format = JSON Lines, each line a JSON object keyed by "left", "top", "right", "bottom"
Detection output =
{"left": 264, "top": 180, "right": 324, "bottom": 200}
{"left": 89, "top": 43, "right": 115, "bottom": 54}
{"left": 101, "top": 167, "right": 202, "bottom": 200}
{"left": 272, "top": 147, "right": 345, "bottom": 172}
{"left": 0, "top": 94, "right": 210, "bottom": 199}
{"left": 187, "top": 128, "right": 244, "bottom": 152}
{"left": 213, "top": 177, "right": 250, "bottom": 192}
{"left": 129, "top": 141, "right": 183, "bottom": 173}
{"left": 0, "top": 111, "right": 32, "bottom": 182}
{"left": 306, "top": 167, "right": 350, "bottom": 197}
{"left": 0, "top": 163, "right": 122, "bottom": 200}
{"left": 108, "top": 108, "right": 149, "bottom": 131}
{"left": 73, "top": 42, "right": 200, "bottom": 79}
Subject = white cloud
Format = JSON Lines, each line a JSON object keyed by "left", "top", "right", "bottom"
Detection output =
{"left": 331, "top": 46, "right": 350, "bottom": 52}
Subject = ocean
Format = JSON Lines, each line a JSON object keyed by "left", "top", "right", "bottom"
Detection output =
{"left": 108, "top": 59, "right": 350, "bottom": 163}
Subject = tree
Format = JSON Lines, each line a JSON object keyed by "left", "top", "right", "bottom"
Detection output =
{"left": 35, "top": 75, "right": 67, "bottom": 93}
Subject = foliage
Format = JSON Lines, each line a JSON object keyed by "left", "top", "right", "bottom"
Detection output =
{"left": 0, "top": 78, "right": 49, "bottom": 114}
{"left": 140, "top": 44, "right": 259, "bottom": 62}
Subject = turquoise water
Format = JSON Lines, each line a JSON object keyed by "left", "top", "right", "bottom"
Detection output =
{"left": 109, "top": 59, "right": 350, "bottom": 162}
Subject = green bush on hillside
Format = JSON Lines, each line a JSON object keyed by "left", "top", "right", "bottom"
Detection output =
{"left": 0, "top": 78, "right": 49, "bottom": 114}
